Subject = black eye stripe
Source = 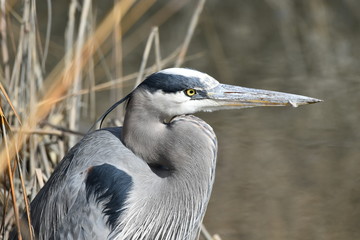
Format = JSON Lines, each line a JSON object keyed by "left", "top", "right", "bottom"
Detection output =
{"left": 141, "top": 73, "right": 205, "bottom": 93}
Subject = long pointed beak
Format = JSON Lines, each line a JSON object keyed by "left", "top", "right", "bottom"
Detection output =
{"left": 207, "top": 84, "right": 322, "bottom": 109}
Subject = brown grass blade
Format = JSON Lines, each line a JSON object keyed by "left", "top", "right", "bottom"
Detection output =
{"left": 0, "top": 0, "right": 11, "bottom": 84}
{"left": 123, "top": 0, "right": 190, "bottom": 57}
{"left": 16, "top": 154, "right": 33, "bottom": 239}
{"left": 175, "top": 0, "right": 206, "bottom": 67}
{"left": 0, "top": 68, "right": 22, "bottom": 127}
{"left": 0, "top": 0, "right": 136, "bottom": 174}
{"left": 68, "top": 0, "right": 92, "bottom": 147}
{"left": 1, "top": 115, "right": 21, "bottom": 239}
{"left": 135, "top": 27, "right": 160, "bottom": 86}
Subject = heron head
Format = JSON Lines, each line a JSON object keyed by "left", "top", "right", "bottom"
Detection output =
{"left": 96, "top": 68, "right": 321, "bottom": 128}
{"left": 133, "top": 68, "right": 321, "bottom": 119}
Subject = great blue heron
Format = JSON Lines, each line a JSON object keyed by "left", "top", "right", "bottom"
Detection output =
{"left": 12, "top": 68, "right": 321, "bottom": 239}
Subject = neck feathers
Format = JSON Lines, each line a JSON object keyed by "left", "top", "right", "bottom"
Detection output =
{"left": 120, "top": 94, "right": 218, "bottom": 239}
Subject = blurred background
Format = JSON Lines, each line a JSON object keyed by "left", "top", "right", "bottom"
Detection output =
{"left": 1, "top": 0, "right": 360, "bottom": 239}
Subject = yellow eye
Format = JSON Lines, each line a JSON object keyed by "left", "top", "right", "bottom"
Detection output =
{"left": 185, "top": 89, "right": 197, "bottom": 97}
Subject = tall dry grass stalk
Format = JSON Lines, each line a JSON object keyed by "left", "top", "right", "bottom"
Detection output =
{"left": 0, "top": 0, "right": 220, "bottom": 239}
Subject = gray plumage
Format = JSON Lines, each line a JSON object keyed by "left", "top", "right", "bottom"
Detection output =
{"left": 11, "top": 68, "right": 321, "bottom": 240}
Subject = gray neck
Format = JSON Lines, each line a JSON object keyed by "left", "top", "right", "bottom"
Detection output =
{"left": 122, "top": 91, "right": 169, "bottom": 170}
{"left": 122, "top": 90, "right": 217, "bottom": 177}
{"left": 119, "top": 90, "right": 218, "bottom": 239}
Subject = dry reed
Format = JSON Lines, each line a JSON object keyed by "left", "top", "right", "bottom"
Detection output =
{"left": 0, "top": 0, "right": 220, "bottom": 239}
